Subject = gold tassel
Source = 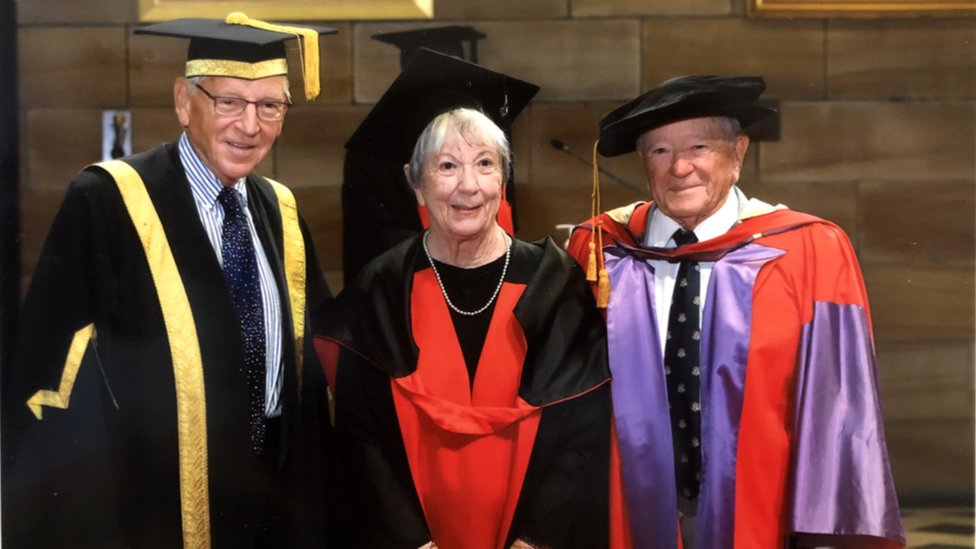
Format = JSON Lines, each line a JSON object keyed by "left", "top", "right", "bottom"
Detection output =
{"left": 592, "top": 141, "right": 611, "bottom": 308}
{"left": 587, "top": 140, "right": 601, "bottom": 283}
{"left": 595, "top": 216, "right": 610, "bottom": 308}
{"left": 226, "top": 12, "right": 321, "bottom": 101}
{"left": 586, "top": 241, "right": 597, "bottom": 281}
{"left": 597, "top": 268, "right": 610, "bottom": 308}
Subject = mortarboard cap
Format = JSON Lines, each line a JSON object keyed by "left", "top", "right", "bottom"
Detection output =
{"left": 597, "top": 75, "right": 776, "bottom": 157}
{"left": 345, "top": 48, "right": 539, "bottom": 164}
{"left": 373, "top": 26, "right": 487, "bottom": 68}
{"left": 135, "top": 12, "right": 337, "bottom": 101}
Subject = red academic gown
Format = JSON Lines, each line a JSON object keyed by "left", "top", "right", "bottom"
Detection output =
{"left": 317, "top": 235, "right": 611, "bottom": 549}
{"left": 567, "top": 200, "right": 904, "bottom": 549}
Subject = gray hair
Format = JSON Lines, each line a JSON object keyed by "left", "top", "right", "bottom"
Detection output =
{"left": 636, "top": 115, "right": 742, "bottom": 152}
{"left": 405, "top": 107, "right": 511, "bottom": 189}
{"left": 185, "top": 75, "right": 292, "bottom": 103}
{"left": 714, "top": 116, "right": 742, "bottom": 142}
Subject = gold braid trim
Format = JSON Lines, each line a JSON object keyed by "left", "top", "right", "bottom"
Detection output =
{"left": 186, "top": 58, "right": 288, "bottom": 80}
{"left": 27, "top": 324, "right": 95, "bottom": 420}
{"left": 267, "top": 178, "right": 306, "bottom": 394}
{"left": 94, "top": 160, "right": 211, "bottom": 549}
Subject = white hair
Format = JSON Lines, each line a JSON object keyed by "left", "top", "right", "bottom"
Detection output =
{"left": 405, "top": 107, "right": 511, "bottom": 189}
{"left": 636, "top": 115, "right": 742, "bottom": 152}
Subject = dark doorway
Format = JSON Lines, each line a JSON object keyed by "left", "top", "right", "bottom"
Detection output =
{"left": 0, "top": 1, "right": 19, "bottom": 377}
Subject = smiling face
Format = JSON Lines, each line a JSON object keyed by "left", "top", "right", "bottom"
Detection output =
{"left": 638, "top": 117, "right": 749, "bottom": 230}
{"left": 174, "top": 75, "right": 286, "bottom": 185}
{"left": 412, "top": 130, "right": 504, "bottom": 244}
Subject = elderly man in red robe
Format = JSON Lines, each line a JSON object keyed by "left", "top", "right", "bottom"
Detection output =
{"left": 568, "top": 75, "right": 904, "bottom": 549}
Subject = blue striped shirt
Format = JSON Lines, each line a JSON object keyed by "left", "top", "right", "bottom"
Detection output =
{"left": 178, "top": 133, "right": 283, "bottom": 417}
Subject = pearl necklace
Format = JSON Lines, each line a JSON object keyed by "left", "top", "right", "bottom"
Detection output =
{"left": 422, "top": 230, "right": 512, "bottom": 317}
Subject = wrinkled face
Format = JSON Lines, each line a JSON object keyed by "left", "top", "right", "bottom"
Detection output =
{"left": 413, "top": 131, "right": 503, "bottom": 241}
{"left": 174, "top": 75, "right": 286, "bottom": 185}
{"left": 638, "top": 117, "right": 749, "bottom": 230}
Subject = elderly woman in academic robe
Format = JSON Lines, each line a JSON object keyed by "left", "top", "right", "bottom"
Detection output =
{"left": 316, "top": 107, "right": 611, "bottom": 549}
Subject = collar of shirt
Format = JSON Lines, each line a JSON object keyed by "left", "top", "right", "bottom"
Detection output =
{"left": 644, "top": 187, "right": 742, "bottom": 248}
{"left": 178, "top": 133, "right": 248, "bottom": 214}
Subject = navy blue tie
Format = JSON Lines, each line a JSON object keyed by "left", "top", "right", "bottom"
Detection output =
{"left": 665, "top": 229, "right": 701, "bottom": 500}
{"left": 218, "top": 187, "right": 267, "bottom": 452}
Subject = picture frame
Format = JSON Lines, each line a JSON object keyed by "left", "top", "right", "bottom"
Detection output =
{"left": 747, "top": 0, "right": 975, "bottom": 17}
{"left": 138, "top": 0, "right": 434, "bottom": 22}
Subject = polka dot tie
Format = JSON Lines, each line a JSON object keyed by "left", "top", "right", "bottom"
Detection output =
{"left": 664, "top": 229, "right": 701, "bottom": 500}
{"left": 218, "top": 187, "right": 267, "bottom": 453}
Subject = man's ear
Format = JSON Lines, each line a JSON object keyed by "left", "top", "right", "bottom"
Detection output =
{"left": 174, "top": 77, "right": 191, "bottom": 128}
{"left": 734, "top": 134, "right": 750, "bottom": 165}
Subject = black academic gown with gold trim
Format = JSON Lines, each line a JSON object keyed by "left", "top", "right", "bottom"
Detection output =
{"left": 2, "top": 142, "right": 333, "bottom": 548}
{"left": 320, "top": 236, "right": 610, "bottom": 549}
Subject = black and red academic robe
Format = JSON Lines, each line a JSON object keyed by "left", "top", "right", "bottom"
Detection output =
{"left": 567, "top": 199, "right": 904, "bottom": 548}
{"left": 317, "top": 235, "right": 611, "bottom": 549}
{"left": 2, "top": 142, "right": 334, "bottom": 548}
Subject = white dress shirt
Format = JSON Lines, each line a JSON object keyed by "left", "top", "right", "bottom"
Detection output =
{"left": 178, "top": 133, "right": 284, "bottom": 417}
{"left": 644, "top": 188, "right": 742, "bottom": 353}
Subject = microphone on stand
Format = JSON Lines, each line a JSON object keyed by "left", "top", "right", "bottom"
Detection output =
{"left": 550, "top": 139, "right": 648, "bottom": 197}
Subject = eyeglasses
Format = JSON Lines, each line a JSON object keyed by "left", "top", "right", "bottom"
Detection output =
{"left": 432, "top": 156, "right": 502, "bottom": 178}
{"left": 192, "top": 82, "right": 290, "bottom": 122}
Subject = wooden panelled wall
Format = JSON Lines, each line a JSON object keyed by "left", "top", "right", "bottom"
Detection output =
{"left": 16, "top": 0, "right": 975, "bottom": 503}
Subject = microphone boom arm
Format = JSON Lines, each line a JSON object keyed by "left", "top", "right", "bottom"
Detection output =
{"left": 550, "top": 139, "right": 648, "bottom": 197}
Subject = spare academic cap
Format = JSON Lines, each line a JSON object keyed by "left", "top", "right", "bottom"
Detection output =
{"left": 597, "top": 75, "right": 776, "bottom": 157}
{"left": 373, "top": 26, "right": 487, "bottom": 68}
{"left": 344, "top": 48, "right": 539, "bottom": 164}
{"left": 135, "top": 12, "right": 337, "bottom": 101}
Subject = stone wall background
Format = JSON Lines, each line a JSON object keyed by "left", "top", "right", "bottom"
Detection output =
{"left": 16, "top": 0, "right": 975, "bottom": 503}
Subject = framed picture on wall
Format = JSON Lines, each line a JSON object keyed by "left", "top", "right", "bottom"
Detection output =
{"left": 747, "top": 0, "right": 975, "bottom": 17}
{"left": 139, "top": 0, "right": 434, "bottom": 21}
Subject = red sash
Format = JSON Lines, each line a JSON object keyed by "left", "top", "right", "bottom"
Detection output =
{"left": 392, "top": 268, "right": 541, "bottom": 549}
